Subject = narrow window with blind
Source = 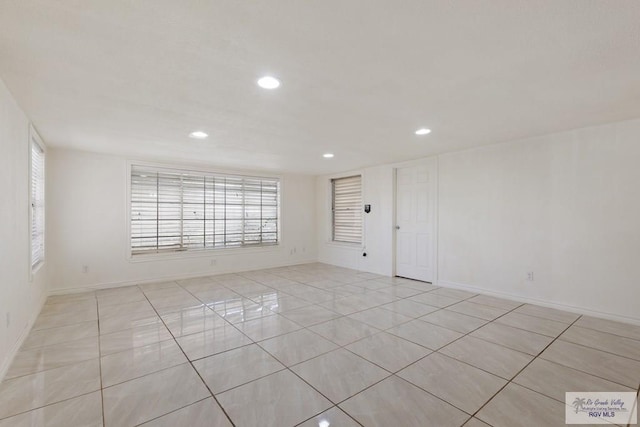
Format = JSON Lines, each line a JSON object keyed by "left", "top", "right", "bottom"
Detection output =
{"left": 130, "top": 165, "right": 279, "bottom": 255}
{"left": 30, "top": 137, "right": 45, "bottom": 270}
{"left": 331, "top": 175, "right": 362, "bottom": 244}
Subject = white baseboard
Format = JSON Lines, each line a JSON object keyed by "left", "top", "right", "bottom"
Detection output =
{"left": 437, "top": 279, "right": 640, "bottom": 327}
{"left": 48, "top": 258, "right": 319, "bottom": 296}
{"left": 0, "top": 291, "right": 47, "bottom": 383}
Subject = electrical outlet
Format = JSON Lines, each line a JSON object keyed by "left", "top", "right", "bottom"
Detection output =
{"left": 5, "top": 312, "right": 10, "bottom": 328}
{"left": 526, "top": 272, "right": 534, "bottom": 281}
{"left": 210, "top": 259, "right": 217, "bottom": 266}
{"left": 82, "top": 265, "right": 89, "bottom": 274}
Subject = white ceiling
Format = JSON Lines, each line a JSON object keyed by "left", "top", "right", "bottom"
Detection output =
{"left": 1, "top": 1, "right": 639, "bottom": 175}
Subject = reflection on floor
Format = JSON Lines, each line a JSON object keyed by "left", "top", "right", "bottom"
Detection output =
{"left": 1, "top": 263, "right": 639, "bottom": 426}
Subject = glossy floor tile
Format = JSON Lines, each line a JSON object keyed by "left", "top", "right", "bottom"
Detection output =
{"left": 513, "top": 358, "right": 635, "bottom": 403}
{"left": 2, "top": 263, "right": 640, "bottom": 427}
{"left": 309, "top": 316, "right": 380, "bottom": 346}
{"left": 0, "top": 391, "right": 103, "bottom": 427}
{"left": 194, "top": 344, "right": 285, "bottom": 393}
{"left": 347, "top": 306, "right": 413, "bottom": 330}
{"left": 259, "top": 328, "right": 338, "bottom": 366}
{"left": 476, "top": 383, "right": 566, "bottom": 427}
{"left": 388, "top": 318, "right": 463, "bottom": 350}
{"left": 280, "top": 304, "right": 341, "bottom": 327}
{"left": 297, "top": 406, "right": 360, "bottom": 427}
{"left": 345, "top": 332, "right": 432, "bottom": 372}
{"left": 493, "top": 311, "right": 569, "bottom": 337}
{"left": 419, "top": 309, "right": 488, "bottom": 333}
{"left": 175, "top": 323, "right": 253, "bottom": 360}
{"left": 0, "top": 359, "right": 101, "bottom": 419}
{"left": 6, "top": 337, "right": 99, "bottom": 379}
{"left": 236, "top": 314, "right": 303, "bottom": 341}
{"left": 20, "top": 321, "right": 99, "bottom": 351}
{"left": 98, "top": 299, "right": 154, "bottom": 319}
{"left": 439, "top": 335, "right": 534, "bottom": 379}
{"left": 469, "top": 322, "right": 554, "bottom": 355}
{"left": 379, "top": 299, "right": 440, "bottom": 318}
{"left": 514, "top": 303, "right": 580, "bottom": 323}
{"left": 99, "top": 311, "right": 164, "bottom": 335}
{"left": 467, "top": 294, "right": 523, "bottom": 310}
{"left": 32, "top": 308, "right": 98, "bottom": 331}
{"left": 340, "top": 376, "right": 469, "bottom": 427}
{"left": 291, "top": 348, "right": 389, "bottom": 403}
{"left": 575, "top": 315, "right": 640, "bottom": 340}
{"left": 217, "top": 370, "right": 332, "bottom": 426}
{"left": 397, "top": 352, "right": 506, "bottom": 413}
{"left": 100, "top": 339, "right": 188, "bottom": 387}
{"left": 213, "top": 297, "right": 277, "bottom": 324}
{"left": 102, "top": 363, "right": 210, "bottom": 427}
{"left": 160, "top": 306, "right": 228, "bottom": 337}
{"left": 99, "top": 322, "right": 173, "bottom": 355}
{"left": 139, "top": 397, "right": 232, "bottom": 427}
{"left": 539, "top": 339, "right": 640, "bottom": 388}
{"left": 559, "top": 324, "right": 640, "bottom": 360}
{"left": 445, "top": 301, "right": 510, "bottom": 321}
{"left": 409, "top": 292, "right": 462, "bottom": 308}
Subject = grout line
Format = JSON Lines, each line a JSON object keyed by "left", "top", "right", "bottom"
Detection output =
{"left": 551, "top": 336, "right": 640, "bottom": 363}
{"left": 0, "top": 389, "right": 103, "bottom": 422}
{"left": 139, "top": 287, "right": 238, "bottom": 427}
{"left": 213, "top": 278, "right": 484, "bottom": 420}
{"left": 132, "top": 396, "right": 211, "bottom": 426}
{"left": 353, "top": 300, "right": 533, "bottom": 418}
{"left": 181, "top": 274, "right": 369, "bottom": 426}
{"left": 7, "top": 265, "right": 639, "bottom": 427}
{"left": 293, "top": 406, "right": 362, "bottom": 427}
{"left": 468, "top": 314, "right": 583, "bottom": 422}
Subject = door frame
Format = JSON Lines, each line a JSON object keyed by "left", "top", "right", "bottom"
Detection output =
{"left": 392, "top": 157, "right": 439, "bottom": 283}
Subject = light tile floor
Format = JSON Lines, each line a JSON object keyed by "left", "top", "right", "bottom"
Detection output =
{"left": 0, "top": 263, "right": 639, "bottom": 426}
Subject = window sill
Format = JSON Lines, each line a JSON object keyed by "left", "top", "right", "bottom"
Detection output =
{"left": 128, "top": 244, "right": 281, "bottom": 263}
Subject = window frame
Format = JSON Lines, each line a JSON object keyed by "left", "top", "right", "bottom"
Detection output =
{"left": 29, "top": 125, "right": 46, "bottom": 275}
{"left": 126, "top": 161, "right": 282, "bottom": 259}
{"left": 331, "top": 174, "right": 363, "bottom": 245}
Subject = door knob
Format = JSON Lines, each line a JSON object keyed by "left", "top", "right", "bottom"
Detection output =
{"left": 395, "top": 225, "right": 400, "bottom": 230}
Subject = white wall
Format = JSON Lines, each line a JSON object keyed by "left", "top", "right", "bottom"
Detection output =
{"left": 0, "top": 79, "right": 49, "bottom": 380}
{"left": 47, "top": 148, "right": 317, "bottom": 292}
{"left": 317, "top": 119, "right": 640, "bottom": 324}
{"left": 438, "top": 119, "right": 640, "bottom": 323}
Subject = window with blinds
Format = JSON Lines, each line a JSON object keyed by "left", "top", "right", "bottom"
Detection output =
{"left": 130, "top": 165, "right": 279, "bottom": 255}
{"left": 332, "top": 175, "right": 362, "bottom": 244}
{"left": 31, "top": 138, "right": 45, "bottom": 270}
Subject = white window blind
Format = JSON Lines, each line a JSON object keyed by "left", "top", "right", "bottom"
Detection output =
{"left": 131, "top": 165, "right": 279, "bottom": 255}
{"left": 31, "top": 139, "right": 45, "bottom": 270}
{"left": 332, "top": 175, "right": 362, "bottom": 244}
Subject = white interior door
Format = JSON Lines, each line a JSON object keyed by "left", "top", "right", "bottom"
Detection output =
{"left": 395, "top": 161, "right": 435, "bottom": 282}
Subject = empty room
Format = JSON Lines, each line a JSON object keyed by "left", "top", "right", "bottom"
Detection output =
{"left": 1, "top": 1, "right": 639, "bottom": 426}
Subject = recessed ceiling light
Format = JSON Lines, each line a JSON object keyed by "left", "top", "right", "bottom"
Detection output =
{"left": 415, "top": 128, "right": 431, "bottom": 135}
{"left": 323, "top": 153, "right": 334, "bottom": 158}
{"left": 189, "top": 131, "right": 208, "bottom": 139}
{"left": 257, "top": 76, "right": 280, "bottom": 89}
